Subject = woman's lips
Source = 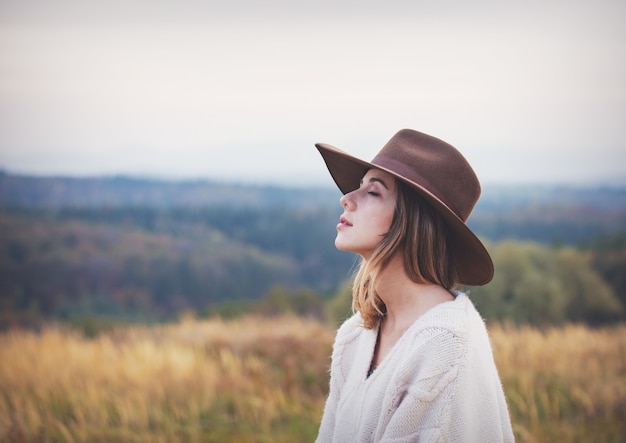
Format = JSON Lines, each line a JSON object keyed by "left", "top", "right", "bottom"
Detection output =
{"left": 337, "top": 216, "right": 353, "bottom": 229}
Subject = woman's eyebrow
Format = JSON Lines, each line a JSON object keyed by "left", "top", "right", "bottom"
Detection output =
{"left": 360, "top": 177, "right": 389, "bottom": 190}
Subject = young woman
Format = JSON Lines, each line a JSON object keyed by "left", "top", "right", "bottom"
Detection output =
{"left": 314, "top": 129, "right": 514, "bottom": 442}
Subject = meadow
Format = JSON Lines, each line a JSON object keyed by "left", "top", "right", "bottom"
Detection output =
{"left": 1, "top": 316, "right": 625, "bottom": 443}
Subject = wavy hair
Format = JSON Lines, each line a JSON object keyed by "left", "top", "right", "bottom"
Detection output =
{"left": 351, "top": 179, "right": 459, "bottom": 329}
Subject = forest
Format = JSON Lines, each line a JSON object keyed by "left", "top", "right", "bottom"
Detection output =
{"left": 0, "top": 171, "right": 625, "bottom": 330}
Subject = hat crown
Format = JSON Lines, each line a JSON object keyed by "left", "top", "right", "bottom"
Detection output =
{"left": 371, "top": 129, "right": 480, "bottom": 222}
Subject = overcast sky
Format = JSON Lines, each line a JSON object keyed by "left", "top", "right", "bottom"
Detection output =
{"left": 0, "top": 0, "right": 624, "bottom": 186}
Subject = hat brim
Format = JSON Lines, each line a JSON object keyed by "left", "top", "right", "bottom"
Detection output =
{"left": 316, "top": 142, "right": 494, "bottom": 286}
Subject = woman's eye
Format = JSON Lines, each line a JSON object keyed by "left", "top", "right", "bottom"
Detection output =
{"left": 367, "top": 191, "right": 380, "bottom": 197}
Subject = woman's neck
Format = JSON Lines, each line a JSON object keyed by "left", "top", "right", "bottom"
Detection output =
{"left": 375, "top": 254, "right": 454, "bottom": 333}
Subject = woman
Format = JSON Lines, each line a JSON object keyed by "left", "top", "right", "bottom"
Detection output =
{"left": 314, "top": 129, "right": 514, "bottom": 442}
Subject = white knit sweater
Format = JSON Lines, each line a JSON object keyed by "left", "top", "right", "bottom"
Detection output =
{"left": 316, "top": 293, "right": 514, "bottom": 443}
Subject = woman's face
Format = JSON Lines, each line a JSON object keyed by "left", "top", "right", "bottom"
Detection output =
{"left": 335, "top": 168, "right": 397, "bottom": 259}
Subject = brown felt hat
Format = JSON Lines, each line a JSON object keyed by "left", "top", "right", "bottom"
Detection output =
{"left": 315, "top": 128, "right": 493, "bottom": 286}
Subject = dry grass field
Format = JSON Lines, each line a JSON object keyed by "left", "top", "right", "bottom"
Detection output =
{"left": 1, "top": 316, "right": 625, "bottom": 443}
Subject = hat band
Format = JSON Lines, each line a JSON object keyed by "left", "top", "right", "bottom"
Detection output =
{"left": 372, "top": 154, "right": 462, "bottom": 220}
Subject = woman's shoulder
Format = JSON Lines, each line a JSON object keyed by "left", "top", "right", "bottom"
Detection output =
{"left": 328, "top": 313, "right": 373, "bottom": 381}
{"left": 394, "top": 295, "right": 474, "bottom": 357}
{"left": 334, "top": 312, "right": 367, "bottom": 344}
{"left": 409, "top": 292, "right": 465, "bottom": 331}
{"left": 413, "top": 291, "right": 485, "bottom": 336}
{"left": 396, "top": 293, "right": 494, "bottom": 377}
{"left": 330, "top": 312, "right": 376, "bottom": 364}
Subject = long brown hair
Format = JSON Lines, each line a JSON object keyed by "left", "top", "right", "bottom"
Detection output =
{"left": 351, "top": 179, "right": 459, "bottom": 329}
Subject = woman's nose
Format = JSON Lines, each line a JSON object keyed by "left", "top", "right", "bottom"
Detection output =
{"left": 340, "top": 191, "right": 355, "bottom": 210}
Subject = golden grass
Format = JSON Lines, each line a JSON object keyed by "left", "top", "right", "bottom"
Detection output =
{"left": 0, "top": 315, "right": 332, "bottom": 443}
{"left": 0, "top": 317, "right": 624, "bottom": 442}
{"left": 490, "top": 323, "right": 626, "bottom": 442}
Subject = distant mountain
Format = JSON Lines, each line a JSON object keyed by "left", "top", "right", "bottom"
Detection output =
{"left": 1, "top": 170, "right": 625, "bottom": 244}
{"left": 0, "top": 170, "right": 340, "bottom": 209}
{"left": 470, "top": 184, "right": 626, "bottom": 244}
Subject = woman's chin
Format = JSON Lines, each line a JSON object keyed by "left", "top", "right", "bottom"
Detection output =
{"left": 334, "top": 237, "right": 351, "bottom": 252}
{"left": 335, "top": 240, "right": 369, "bottom": 259}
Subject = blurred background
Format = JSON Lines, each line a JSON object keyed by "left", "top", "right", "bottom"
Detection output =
{"left": 0, "top": 0, "right": 625, "bottom": 442}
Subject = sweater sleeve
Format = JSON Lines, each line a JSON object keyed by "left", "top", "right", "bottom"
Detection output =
{"left": 315, "top": 370, "right": 338, "bottom": 443}
{"left": 316, "top": 314, "right": 363, "bottom": 443}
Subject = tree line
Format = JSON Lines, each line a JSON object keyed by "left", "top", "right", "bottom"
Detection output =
{"left": 0, "top": 203, "right": 624, "bottom": 331}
